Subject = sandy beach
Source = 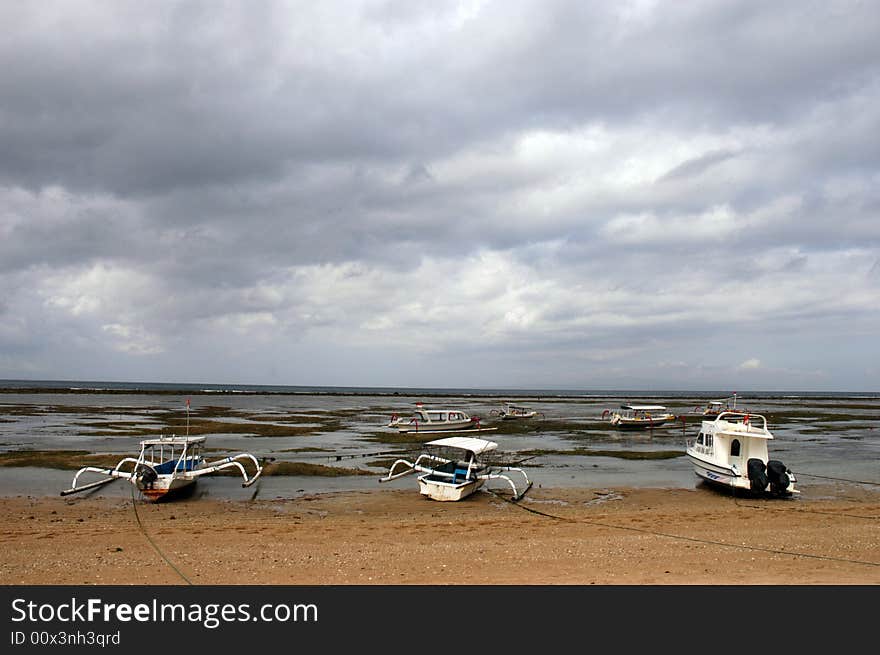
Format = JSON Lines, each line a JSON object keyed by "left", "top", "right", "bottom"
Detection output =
{"left": 2, "top": 483, "right": 878, "bottom": 585}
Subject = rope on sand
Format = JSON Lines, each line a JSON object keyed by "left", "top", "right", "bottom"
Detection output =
{"left": 129, "top": 484, "right": 193, "bottom": 585}
{"left": 488, "top": 489, "right": 880, "bottom": 569}
{"left": 792, "top": 471, "right": 880, "bottom": 487}
{"left": 730, "top": 471, "right": 880, "bottom": 520}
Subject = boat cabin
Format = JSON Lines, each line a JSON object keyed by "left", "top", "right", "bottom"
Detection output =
{"left": 618, "top": 404, "right": 668, "bottom": 419}
{"left": 410, "top": 409, "right": 470, "bottom": 423}
{"left": 691, "top": 413, "right": 771, "bottom": 469}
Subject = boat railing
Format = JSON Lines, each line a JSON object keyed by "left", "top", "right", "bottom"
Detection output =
{"left": 716, "top": 411, "right": 767, "bottom": 432}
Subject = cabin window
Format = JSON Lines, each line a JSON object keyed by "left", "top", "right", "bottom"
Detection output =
{"left": 697, "top": 432, "right": 705, "bottom": 445}
{"left": 730, "top": 439, "right": 741, "bottom": 457}
{"left": 705, "top": 434, "right": 713, "bottom": 448}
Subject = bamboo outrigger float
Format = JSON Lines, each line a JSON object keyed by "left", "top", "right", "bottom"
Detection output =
{"left": 61, "top": 435, "right": 263, "bottom": 502}
{"left": 379, "top": 436, "right": 532, "bottom": 502}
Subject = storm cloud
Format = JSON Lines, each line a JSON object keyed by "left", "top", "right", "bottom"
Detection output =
{"left": 2, "top": 0, "right": 878, "bottom": 390}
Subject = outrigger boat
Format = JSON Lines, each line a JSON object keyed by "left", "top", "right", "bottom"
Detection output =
{"left": 603, "top": 404, "right": 676, "bottom": 429}
{"left": 61, "top": 435, "right": 263, "bottom": 501}
{"left": 379, "top": 436, "right": 532, "bottom": 501}
{"left": 685, "top": 411, "right": 798, "bottom": 497}
{"left": 696, "top": 393, "right": 739, "bottom": 419}
{"left": 386, "top": 403, "right": 495, "bottom": 434}
{"left": 491, "top": 402, "right": 543, "bottom": 420}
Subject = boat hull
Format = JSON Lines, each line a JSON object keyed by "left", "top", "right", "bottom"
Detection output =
{"left": 686, "top": 450, "right": 750, "bottom": 491}
{"left": 417, "top": 474, "right": 484, "bottom": 501}
{"left": 501, "top": 412, "right": 538, "bottom": 420}
{"left": 686, "top": 450, "right": 797, "bottom": 497}
{"left": 611, "top": 415, "right": 674, "bottom": 429}
{"left": 395, "top": 419, "right": 477, "bottom": 434}
{"left": 138, "top": 476, "right": 197, "bottom": 502}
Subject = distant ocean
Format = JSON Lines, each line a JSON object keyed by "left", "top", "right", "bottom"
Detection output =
{"left": 0, "top": 379, "right": 876, "bottom": 399}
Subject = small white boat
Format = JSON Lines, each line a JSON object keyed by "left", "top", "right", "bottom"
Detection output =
{"left": 686, "top": 411, "right": 798, "bottom": 496}
{"left": 491, "top": 402, "right": 543, "bottom": 420}
{"left": 386, "top": 403, "right": 492, "bottom": 434}
{"left": 61, "top": 435, "right": 263, "bottom": 502}
{"left": 379, "top": 436, "right": 532, "bottom": 501}
{"left": 604, "top": 404, "right": 676, "bottom": 429}
{"left": 696, "top": 394, "right": 738, "bottom": 419}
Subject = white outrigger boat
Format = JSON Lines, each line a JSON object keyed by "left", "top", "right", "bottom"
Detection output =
{"left": 386, "top": 403, "right": 495, "bottom": 434}
{"left": 61, "top": 435, "right": 263, "bottom": 502}
{"left": 491, "top": 402, "right": 543, "bottom": 420}
{"left": 696, "top": 393, "right": 739, "bottom": 419}
{"left": 604, "top": 404, "right": 676, "bottom": 429}
{"left": 379, "top": 436, "right": 532, "bottom": 501}
{"left": 685, "top": 411, "right": 798, "bottom": 497}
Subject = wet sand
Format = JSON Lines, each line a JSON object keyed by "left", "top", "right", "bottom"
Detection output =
{"left": 2, "top": 483, "right": 878, "bottom": 585}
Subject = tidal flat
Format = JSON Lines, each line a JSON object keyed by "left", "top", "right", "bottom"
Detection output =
{"left": 0, "top": 388, "right": 877, "bottom": 500}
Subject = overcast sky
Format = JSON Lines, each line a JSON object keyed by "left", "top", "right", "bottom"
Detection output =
{"left": 2, "top": 1, "right": 878, "bottom": 391}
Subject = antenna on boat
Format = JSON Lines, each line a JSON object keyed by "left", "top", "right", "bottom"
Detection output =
{"left": 185, "top": 397, "right": 190, "bottom": 436}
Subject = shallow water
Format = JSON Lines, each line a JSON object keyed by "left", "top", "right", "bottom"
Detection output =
{"left": 0, "top": 388, "right": 877, "bottom": 499}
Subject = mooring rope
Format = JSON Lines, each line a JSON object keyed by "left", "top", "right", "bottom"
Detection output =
{"left": 792, "top": 471, "right": 880, "bottom": 487}
{"left": 488, "top": 489, "right": 880, "bottom": 569}
{"left": 129, "top": 484, "right": 194, "bottom": 585}
{"left": 732, "top": 493, "right": 880, "bottom": 520}
{"left": 728, "top": 471, "right": 880, "bottom": 519}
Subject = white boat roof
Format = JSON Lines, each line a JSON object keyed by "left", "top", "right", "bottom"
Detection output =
{"left": 709, "top": 413, "right": 774, "bottom": 439}
{"left": 140, "top": 435, "right": 206, "bottom": 446}
{"left": 621, "top": 404, "right": 667, "bottom": 411}
{"left": 425, "top": 436, "right": 498, "bottom": 454}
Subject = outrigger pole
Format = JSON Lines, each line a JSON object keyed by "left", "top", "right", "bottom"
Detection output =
{"left": 60, "top": 461, "right": 139, "bottom": 496}
{"left": 60, "top": 475, "right": 118, "bottom": 495}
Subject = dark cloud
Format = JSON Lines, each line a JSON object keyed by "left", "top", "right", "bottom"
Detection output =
{"left": 1, "top": 1, "right": 878, "bottom": 389}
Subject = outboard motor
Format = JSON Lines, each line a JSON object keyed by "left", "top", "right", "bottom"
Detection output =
{"left": 135, "top": 463, "right": 158, "bottom": 490}
{"left": 747, "top": 458, "right": 768, "bottom": 492}
{"left": 766, "top": 460, "right": 791, "bottom": 495}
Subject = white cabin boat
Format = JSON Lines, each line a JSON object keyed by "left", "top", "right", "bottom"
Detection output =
{"left": 685, "top": 411, "right": 798, "bottom": 496}
{"left": 387, "top": 403, "right": 488, "bottom": 434}
{"left": 379, "top": 436, "right": 532, "bottom": 501}
{"left": 605, "top": 404, "right": 676, "bottom": 429}
{"left": 61, "top": 435, "right": 263, "bottom": 502}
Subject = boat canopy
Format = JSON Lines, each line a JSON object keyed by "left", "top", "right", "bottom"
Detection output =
{"left": 620, "top": 404, "right": 667, "bottom": 411}
{"left": 139, "top": 435, "right": 206, "bottom": 447}
{"left": 425, "top": 436, "right": 498, "bottom": 455}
